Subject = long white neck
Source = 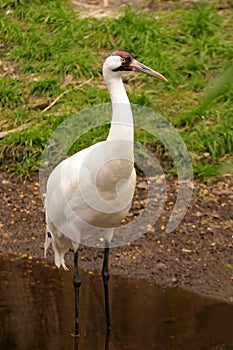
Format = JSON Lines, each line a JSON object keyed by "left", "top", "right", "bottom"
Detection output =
{"left": 104, "top": 73, "right": 134, "bottom": 142}
{"left": 95, "top": 62, "right": 134, "bottom": 191}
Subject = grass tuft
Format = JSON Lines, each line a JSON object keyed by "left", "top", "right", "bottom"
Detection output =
{"left": 0, "top": 0, "right": 232, "bottom": 178}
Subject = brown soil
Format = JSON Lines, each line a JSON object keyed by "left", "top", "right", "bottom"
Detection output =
{"left": 71, "top": 0, "right": 233, "bottom": 18}
{"left": 0, "top": 0, "right": 232, "bottom": 303}
{"left": 0, "top": 171, "right": 232, "bottom": 302}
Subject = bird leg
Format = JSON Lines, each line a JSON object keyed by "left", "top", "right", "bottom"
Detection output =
{"left": 102, "top": 240, "right": 111, "bottom": 331}
{"left": 104, "top": 328, "right": 111, "bottom": 350}
{"left": 73, "top": 250, "right": 81, "bottom": 336}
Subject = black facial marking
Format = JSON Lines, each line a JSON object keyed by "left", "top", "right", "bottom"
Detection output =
{"left": 47, "top": 232, "right": 52, "bottom": 238}
{"left": 111, "top": 51, "right": 134, "bottom": 72}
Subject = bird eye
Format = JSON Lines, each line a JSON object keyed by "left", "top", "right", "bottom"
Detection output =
{"left": 121, "top": 57, "right": 127, "bottom": 63}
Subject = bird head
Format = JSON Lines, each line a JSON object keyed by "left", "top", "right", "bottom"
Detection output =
{"left": 103, "top": 50, "right": 167, "bottom": 82}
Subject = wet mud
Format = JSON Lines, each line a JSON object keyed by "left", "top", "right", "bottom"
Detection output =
{"left": 0, "top": 252, "right": 233, "bottom": 350}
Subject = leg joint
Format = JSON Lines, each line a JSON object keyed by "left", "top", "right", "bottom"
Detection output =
{"left": 102, "top": 269, "right": 109, "bottom": 282}
{"left": 73, "top": 275, "right": 81, "bottom": 288}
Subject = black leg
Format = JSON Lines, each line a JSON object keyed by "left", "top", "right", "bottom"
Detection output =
{"left": 102, "top": 240, "right": 111, "bottom": 331}
{"left": 73, "top": 250, "right": 81, "bottom": 336}
{"left": 104, "top": 329, "right": 111, "bottom": 350}
{"left": 74, "top": 334, "right": 79, "bottom": 350}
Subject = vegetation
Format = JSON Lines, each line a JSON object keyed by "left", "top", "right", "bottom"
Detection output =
{"left": 0, "top": 0, "right": 232, "bottom": 178}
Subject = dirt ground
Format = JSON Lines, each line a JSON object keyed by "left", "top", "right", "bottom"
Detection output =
{"left": 71, "top": 0, "right": 233, "bottom": 18}
{"left": 0, "top": 170, "right": 232, "bottom": 302}
{"left": 0, "top": 0, "right": 232, "bottom": 303}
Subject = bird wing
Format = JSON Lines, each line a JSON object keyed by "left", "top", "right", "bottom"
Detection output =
{"left": 45, "top": 140, "right": 136, "bottom": 243}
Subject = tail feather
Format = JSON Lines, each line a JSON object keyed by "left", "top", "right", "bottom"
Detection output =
{"left": 44, "top": 223, "right": 70, "bottom": 271}
{"left": 54, "top": 247, "right": 69, "bottom": 271}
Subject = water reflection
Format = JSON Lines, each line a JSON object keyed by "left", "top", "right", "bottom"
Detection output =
{"left": 0, "top": 252, "right": 233, "bottom": 350}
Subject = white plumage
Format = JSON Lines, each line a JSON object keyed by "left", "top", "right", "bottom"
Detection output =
{"left": 44, "top": 50, "right": 167, "bottom": 332}
{"left": 45, "top": 54, "right": 136, "bottom": 268}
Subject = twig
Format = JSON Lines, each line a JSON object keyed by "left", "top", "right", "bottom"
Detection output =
{"left": 71, "top": 1, "right": 96, "bottom": 9}
{"left": 0, "top": 122, "right": 31, "bottom": 139}
{"left": 72, "top": 1, "right": 109, "bottom": 8}
{"left": 41, "top": 77, "right": 93, "bottom": 114}
{"left": 0, "top": 78, "right": 93, "bottom": 140}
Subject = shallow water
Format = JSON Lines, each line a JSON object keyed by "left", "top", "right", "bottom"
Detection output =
{"left": 0, "top": 253, "right": 233, "bottom": 350}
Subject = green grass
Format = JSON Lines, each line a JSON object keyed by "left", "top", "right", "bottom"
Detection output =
{"left": 0, "top": 0, "right": 233, "bottom": 178}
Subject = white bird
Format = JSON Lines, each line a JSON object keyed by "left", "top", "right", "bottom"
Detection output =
{"left": 44, "top": 50, "right": 167, "bottom": 334}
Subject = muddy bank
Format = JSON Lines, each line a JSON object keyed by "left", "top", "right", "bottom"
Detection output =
{"left": 0, "top": 171, "right": 232, "bottom": 301}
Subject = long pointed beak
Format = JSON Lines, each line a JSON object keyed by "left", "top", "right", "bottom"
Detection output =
{"left": 130, "top": 59, "right": 167, "bottom": 82}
